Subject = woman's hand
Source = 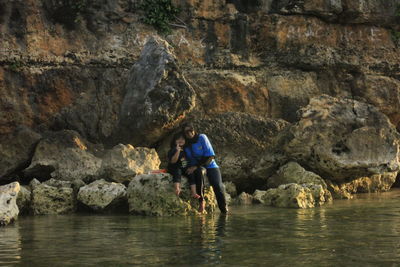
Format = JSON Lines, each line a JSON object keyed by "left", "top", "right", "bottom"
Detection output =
{"left": 186, "top": 166, "right": 198, "bottom": 175}
{"left": 174, "top": 182, "right": 181, "bottom": 196}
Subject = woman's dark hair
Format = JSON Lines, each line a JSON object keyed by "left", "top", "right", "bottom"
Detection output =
{"left": 181, "top": 122, "right": 195, "bottom": 132}
{"left": 170, "top": 132, "right": 185, "bottom": 148}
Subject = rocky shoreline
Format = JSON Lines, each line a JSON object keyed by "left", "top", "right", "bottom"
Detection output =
{"left": 1, "top": 1, "right": 400, "bottom": 226}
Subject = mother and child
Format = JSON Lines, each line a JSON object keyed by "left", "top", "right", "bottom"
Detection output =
{"left": 167, "top": 123, "right": 228, "bottom": 214}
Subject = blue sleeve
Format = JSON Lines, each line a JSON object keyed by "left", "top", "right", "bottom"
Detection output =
{"left": 199, "top": 134, "right": 215, "bottom": 157}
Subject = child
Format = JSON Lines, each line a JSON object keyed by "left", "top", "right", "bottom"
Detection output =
{"left": 167, "top": 133, "right": 201, "bottom": 200}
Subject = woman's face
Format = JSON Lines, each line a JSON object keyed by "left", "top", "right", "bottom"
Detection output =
{"left": 176, "top": 137, "right": 185, "bottom": 147}
{"left": 184, "top": 127, "right": 195, "bottom": 139}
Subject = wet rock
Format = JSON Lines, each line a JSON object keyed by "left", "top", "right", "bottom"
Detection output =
{"left": 30, "top": 179, "right": 75, "bottom": 215}
{"left": 267, "top": 161, "right": 327, "bottom": 189}
{"left": 16, "top": 185, "right": 31, "bottom": 214}
{"left": 118, "top": 36, "right": 196, "bottom": 146}
{"left": 0, "top": 182, "right": 20, "bottom": 226}
{"left": 232, "top": 192, "right": 254, "bottom": 205}
{"left": 263, "top": 183, "right": 332, "bottom": 208}
{"left": 24, "top": 130, "right": 102, "bottom": 182}
{"left": 100, "top": 144, "right": 161, "bottom": 183}
{"left": 224, "top": 181, "right": 238, "bottom": 198}
{"left": 0, "top": 127, "right": 41, "bottom": 181}
{"left": 252, "top": 189, "right": 267, "bottom": 204}
{"left": 285, "top": 95, "right": 400, "bottom": 183}
{"left": 127, "top": 173, "right": 217, "bottom": 216}
{"left": 78, "top": 179, "right": 127, "bottom": 214}
{"left": 327, "top": 172, "right": 398, "bottom": 199}
{"left": 77, "top": 179, "right": 127, "bottom": 212}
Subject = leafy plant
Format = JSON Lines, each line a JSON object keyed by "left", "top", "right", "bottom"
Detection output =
{"left": 140, "top": 0, "right": 180, "bottom": 34}
{"left": 9, "top": 61, "right": 23, "bottom": 72}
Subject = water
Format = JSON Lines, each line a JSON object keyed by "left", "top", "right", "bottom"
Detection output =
{"left": 2, "top": 190, "right": 400, "bottom": 266}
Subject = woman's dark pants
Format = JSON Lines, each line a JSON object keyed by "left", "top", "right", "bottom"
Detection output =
{"left": 194, "top": 167, "right": 228, "bottom": 213}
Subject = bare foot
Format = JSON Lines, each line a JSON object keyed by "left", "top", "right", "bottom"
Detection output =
{"left": 192, "top": 193, "right": 201, "bottom": 199}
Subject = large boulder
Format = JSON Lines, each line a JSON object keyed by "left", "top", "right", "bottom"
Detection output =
{"left": 118, "top": 36, "right": 196, "bottom": 146}
{"left": 24, "top": 130, "right": 102, "bottom": 182}
{"left": 232, "top": 192, "right": 254, "bottom": 205}
{"left": 17, "top": 185, "right": 31, "bottom": 215}
{"left": 285, "top": 95, "right": 400, "bottom": 183}
{"left": 0, "top": 182, "right": 20, "bottom": 226}
{"left": 0, "top": 127, "right": 41, "bottom": 181}
{"left": 30, "top": 179, "right": 76, "bottom": 215}
{"left": 262, "top": 183, "right": 332, "bottom": 209}
{"left": 127, "top": 173, "right": 217, "bottom": 216}
{"left": 100, "top": 144, "right": 161, "bottom": 183}
{"left": 77, "top": 179, "right": 127, "bottom": 212}
{"left": 267, "top": 161, "right": 328, "bottom": 189}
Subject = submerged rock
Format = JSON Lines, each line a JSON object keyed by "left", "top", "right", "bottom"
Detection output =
{"left": 285, "top": 95, "right": 400, "bottom": 183}
{"left": 77, "top": 179, "right": 127, "bottom": 212}
{"left": 127, "top": 173, "right": 217, "bottom": 216}
{"left": 0, "top": 182, "right": 20, "bottom": 226}
{"left": 262, "top": 183, "right": 332, "bottom": 209}
{"left": 30, "top": 179, "right": 76, "bottom": 215}
{"left": 17, "top": 185, "right": 31, "bottom": 214}
{"left": 268, "top": 161, "right": 327, "bottom": 188}
{"left": 232, "top": 192, "right": 254, "bottom": 205}
{"left": 327, "top": 172, "right": 398, "bottom": 199}
{"left": 100, "top": 144, "right": 161, "bottom": 183}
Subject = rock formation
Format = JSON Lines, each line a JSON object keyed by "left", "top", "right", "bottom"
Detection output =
{"left": 30, "top": 179, "right": 76, "bottom": 215}
{"left": 77, "top": 179, "right": 127, "bottom": 212}
{"left": 285, "top": 95, "right": 400, "bottom": 183}
{"left": 0, "top": 182, "right": 20, "bottom": 226}
{"left": 127, "top": 173, "right": 217, "bottom": 216}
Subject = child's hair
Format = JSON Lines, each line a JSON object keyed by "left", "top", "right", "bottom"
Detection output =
{"left": 170, "top": 132, "right": 185, "bottom": 148}
{"left": 181, "top": 122, "right": 195, "bottom": 132}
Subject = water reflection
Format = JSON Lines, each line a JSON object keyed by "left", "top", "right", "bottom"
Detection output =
{"left": 3, "top": 191, "right": 400, "bottom": 265}
{"left": 0, "top": 222, "right": 21, "bottom": 265}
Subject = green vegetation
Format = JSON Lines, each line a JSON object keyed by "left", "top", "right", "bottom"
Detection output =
{"left": 8, "top": 61, "right": 23, "bottom": 72}
{"left": 391, "top": 29, "right": 400, "bottom": 43}
{"left": 140, "top": 0, "right": 180, "bottom": 34}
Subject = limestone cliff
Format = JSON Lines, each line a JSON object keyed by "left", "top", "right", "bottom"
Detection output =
{"left": 1, "top": 0, "right": 399, "bottom": 193}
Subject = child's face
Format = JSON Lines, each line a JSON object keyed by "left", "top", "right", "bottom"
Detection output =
{"left": 176, "top": 137, "right": 185, "bottom": 147}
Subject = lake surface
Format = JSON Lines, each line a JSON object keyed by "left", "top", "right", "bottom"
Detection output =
{"left": 2, "top": 190, "right": 400, "bottom": 266}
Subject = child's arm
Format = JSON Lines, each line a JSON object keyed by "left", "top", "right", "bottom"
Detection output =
{"left": 170, "top": 145, "right": 181, "bottom": 164}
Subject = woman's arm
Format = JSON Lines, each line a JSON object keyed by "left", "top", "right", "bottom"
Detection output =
{"left": 170, "top": 147, "right": 181, "bottom": 164}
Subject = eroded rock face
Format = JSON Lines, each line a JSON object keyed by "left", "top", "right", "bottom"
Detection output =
{"left": 0, "top": 127, "right": 41, "bottom": 181}
{"left": 118, "top": 36, "right": 196, "bottom": 146}
{"left": 174, "top": 112, "right": 290, "bottom": 192}
{"left": 100, "top": 144, "right": 161, "bottom": 183}
{"left": 262, "top": 183, "right": 332, "bottom": 209}
{"left": 30, "top": 179, "right": 76, "bottom": 215}
{"left": 17, "top": 185, "right": 31, "bottom": 215}
{"left": 0, "top": 182, "right": 20, "bottom": 226}
{"left": 327, "top": 172, "right": 398, "bottom": 199}
{"left": 285, "top": 95, "right": 400, "bottom": 183}
{"left": 77, "top": 179, "right": 127, "bottom": 211}
{"left": 24, "top": 130, "right": 102, "bottom": 182}
{"left": 127, "top": 173, "right": 216, "bottom": 216}
{"left": 267, "top": 161, "right": 327, "bottom": 189}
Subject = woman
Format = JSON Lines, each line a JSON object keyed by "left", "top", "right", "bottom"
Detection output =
{"left": 167, "top": 133, "right": 201, "bottom": 200}
{"left": 182, "top": 123, "right": 228, "bottom": 214}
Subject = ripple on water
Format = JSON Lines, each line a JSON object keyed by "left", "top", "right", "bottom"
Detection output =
{"left": 2, "top": 190, "right": 400, "bottom": 265}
